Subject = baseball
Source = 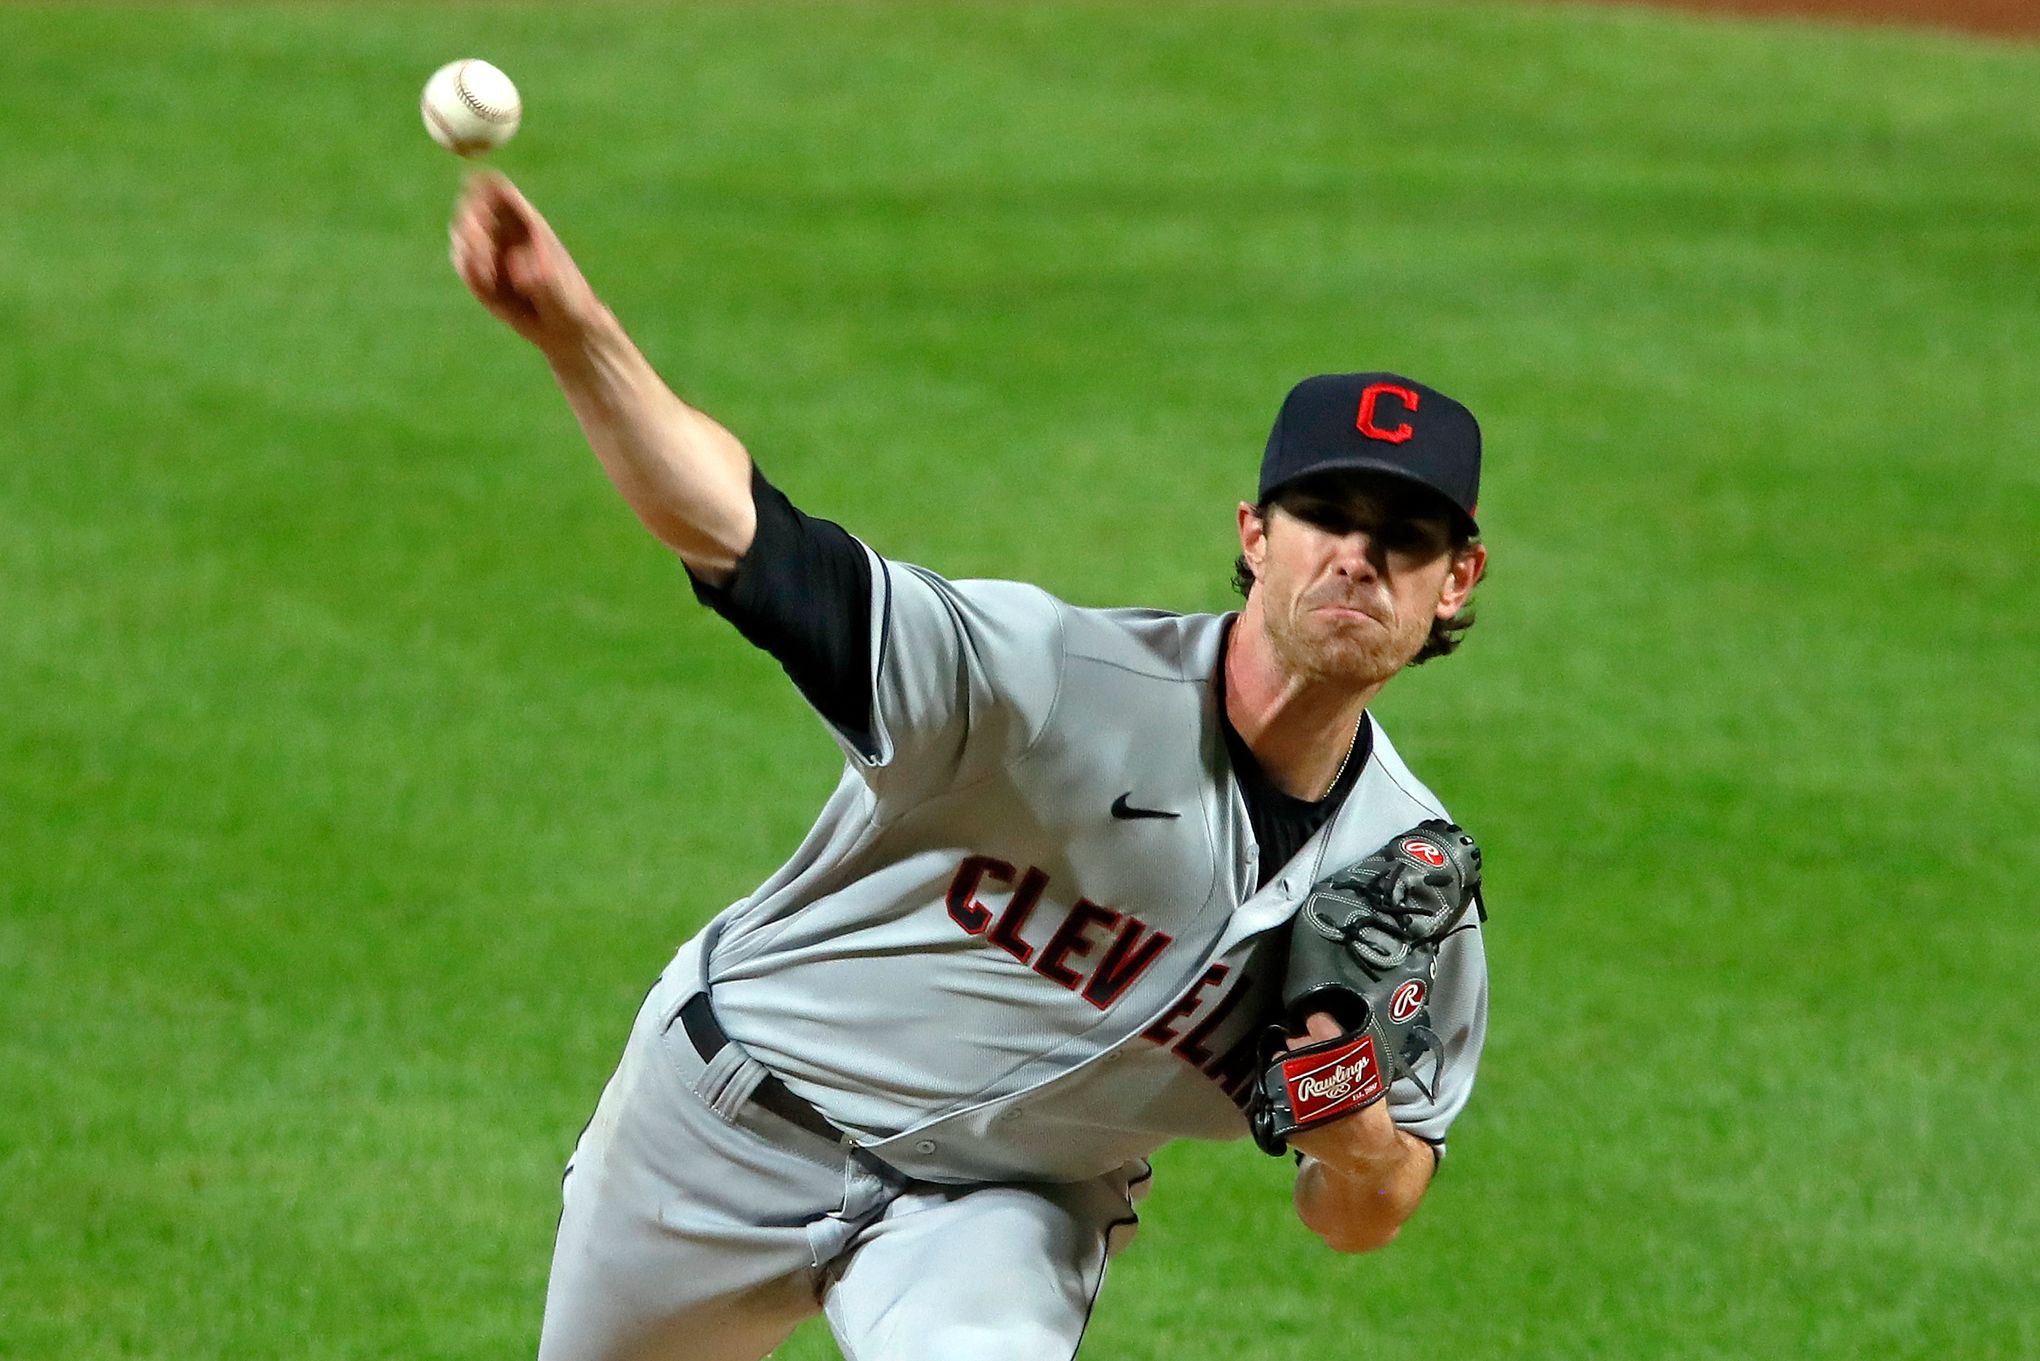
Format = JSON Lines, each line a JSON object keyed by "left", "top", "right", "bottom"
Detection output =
{"left": 421, "top": 59, "right": 521, "bottom": 157}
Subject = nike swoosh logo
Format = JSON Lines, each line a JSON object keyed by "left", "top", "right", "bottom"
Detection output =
{"left": 1111, "top": 793, "right": 1180, "bottom": 821}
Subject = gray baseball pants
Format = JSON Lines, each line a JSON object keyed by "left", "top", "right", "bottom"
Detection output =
{"left": 535, "top": 940, "right": 1143, "bottom": 1361}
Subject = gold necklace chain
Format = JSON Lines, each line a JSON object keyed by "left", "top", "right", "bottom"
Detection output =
{"left": 1323, "top": 718, "right": 1362, "bottom": 797}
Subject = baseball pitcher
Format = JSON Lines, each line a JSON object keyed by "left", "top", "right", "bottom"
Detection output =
{"left": 448, "top": 172, "right": 1493, "bottom": 1361}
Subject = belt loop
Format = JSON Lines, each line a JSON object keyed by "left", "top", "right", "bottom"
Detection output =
{"left": 696, "top": 1045, "right": 768, "bottom": 1120}
{"left": 675, "top": 991, "right": 850, "bottom": 1148}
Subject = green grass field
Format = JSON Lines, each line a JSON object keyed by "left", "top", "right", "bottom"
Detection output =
{"left": 4, "top": 3, "right": 2036, "bottom": 1358}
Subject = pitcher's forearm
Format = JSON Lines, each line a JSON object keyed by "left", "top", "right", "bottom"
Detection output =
{"left": 1292, "top": 1124, "right": 1434, "bottom": 1253}
{"left": 541, "top": 312, "right": 757, "bottom": 579}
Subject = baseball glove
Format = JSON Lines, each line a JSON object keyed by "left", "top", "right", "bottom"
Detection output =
{"left": 1249, "top": 819, "right": 1484, "bottom": 1157}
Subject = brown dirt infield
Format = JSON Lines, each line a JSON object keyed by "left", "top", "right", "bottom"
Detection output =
{"left": 1545, "top": 0, "right": 2040, "bottom": 38}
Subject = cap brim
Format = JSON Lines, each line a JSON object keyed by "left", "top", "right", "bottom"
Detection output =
{"left": 1264, "top": 458, "right": 1480, "bottom": 538}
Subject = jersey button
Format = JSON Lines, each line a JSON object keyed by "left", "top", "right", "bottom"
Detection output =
{"left": 913, "top": 1139, "right": 938, "bottom": 1155}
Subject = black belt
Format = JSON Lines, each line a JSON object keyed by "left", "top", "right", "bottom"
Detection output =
{"left": 678, "top": 993, "right": 843, "bottom": 1145}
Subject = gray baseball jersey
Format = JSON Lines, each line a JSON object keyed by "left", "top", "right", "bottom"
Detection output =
{"left": 691, "top": 541, "right": 1489, "bottom": 1185}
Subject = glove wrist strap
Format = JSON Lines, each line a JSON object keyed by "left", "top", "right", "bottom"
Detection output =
{"left": 1278, "top": 1031, "right": 1386, "bottom": 1127}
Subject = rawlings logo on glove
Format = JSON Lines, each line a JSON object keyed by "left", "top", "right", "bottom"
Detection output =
{"left": 1282, "top": 1035, "right": 1384, "bottom": 1121}
{"left": 1248, "top": 819, "right": 1484, "bottom": 1157}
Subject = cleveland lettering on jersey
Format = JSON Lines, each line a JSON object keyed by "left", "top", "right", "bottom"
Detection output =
{"left": 1136, "top": 963, "right": 1269, "bottom": 1109}
{"left": 943, "top": 854, "right": 1177, "bottom": 1008}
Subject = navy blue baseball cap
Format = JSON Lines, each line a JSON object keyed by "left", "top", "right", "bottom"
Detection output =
{"left": 1259, "top": 373, "right": 1482, "bottom": 535}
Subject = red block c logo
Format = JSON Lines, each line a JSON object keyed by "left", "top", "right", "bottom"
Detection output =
{"left": 1356, "top": 383, "right": 1420, "bottom": 443}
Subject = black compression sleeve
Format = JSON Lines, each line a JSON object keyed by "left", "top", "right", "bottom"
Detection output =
{"left": 687, "top": 465, "right": 877, "bottom": 754}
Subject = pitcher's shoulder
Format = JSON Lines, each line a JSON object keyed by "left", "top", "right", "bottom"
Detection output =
{"left": 908, "top": 563, "right": 1225, "bottom": 685}
{"left": 1054, "top": 603, "right": 1230, "bottom": 684}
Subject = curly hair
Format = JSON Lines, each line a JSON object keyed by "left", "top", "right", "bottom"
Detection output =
{"left": 1230, "top": 500, "right": 1481, "bottom": 666}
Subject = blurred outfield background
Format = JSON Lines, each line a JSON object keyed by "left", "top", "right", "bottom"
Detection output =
{"left": 3, "top": 3, "right": 2035, "bottom": 1359}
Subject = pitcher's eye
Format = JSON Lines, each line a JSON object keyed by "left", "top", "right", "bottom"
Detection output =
{"left": 1375, "top": 520, "right": 1443, "bottom": 553}
{"left": 1289, "top": 500, "right": 1360, "bottom": 533}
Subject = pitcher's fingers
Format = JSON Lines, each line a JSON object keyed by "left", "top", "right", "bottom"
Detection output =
{"left": 451, "top": 247, "right": 479, "bottom": 297}
{"left": 451, "top": 177, "right": 501, "bottom": 232}
{"left": 454, "top": 230, "right": 503, "bottom": 299}
{"left": 470, "top": 171, "right": 540, "bottom": 244}
{"left": 449, "top": 203, "right": 507, "bottom": 282}
{"left": 504, "top": 240, "right": 548, "bottom": 298}
{"left": 475, "top": 170, "right": 538, "bottom": 220}
{"left": 449, "top": 224, "right": 497, "bottom": 294}
{"left": 1301, "top": 1012, "right": 1344, "bottom": 1043}
{"left": 452, "top": 213, "right": 497, "bottom": 273}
